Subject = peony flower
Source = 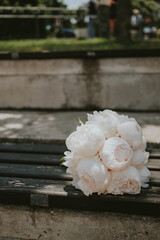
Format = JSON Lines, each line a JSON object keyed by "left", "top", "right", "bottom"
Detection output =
{"left": 76, "top": 156, "right": 111, "bottom": 196}
{"left": 117, "top": 114, "right": 135, "bottom": 123}
{"left": 139, "top": 166, "right": 150, "bottom": 188}
{"left": 63, "top": 151, "right": 81, "bottom": 175}
{"left": 64, "top": 109, "right": 150, "bottom": 196}
{"left": 66, "top": 124, "right": 105, "bottom": 158}
{"left": 131, "top": 149, "right": 149, "bottom": 169}
{"left": 72, "top": 174, "right": 81, "bottom": 189}
{"left": 141, "top": 136, "right": 147, "bottom": 151}
{"left": 117, "top": 120, "right": 142, "bottom": 150}
{"left": 87, "top": 110, "right": 118, "bottom": 138}
{"left": 107, "top": 166, "right": 141, "bottom": 195}
{"left": 100, "top": 137, "right": 133, "bottom": 171}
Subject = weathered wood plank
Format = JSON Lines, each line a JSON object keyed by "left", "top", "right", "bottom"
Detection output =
{"left": 148, "top": 159, "right": 160, "bottom": 170}
{"left": 150, "top": 171, "right": 160, "bottom": 186}
{"left": 0, "top": 162, "right": 159, "bottom": 185}
{"left": 0, "top": 143, "right": 67, "bottom": 154}
{"left": 0, "top": 163, "right": 71, "bottom": 181}
{"left": 0, "top": 177, "right": 159, "bottom": 205}
{"left": 0, "top": 143, "right": 158, "bottom": 158}
{"left": 0, "top": 142, "right": 159, "bottom": 214}
{"left": 0, "top": 153, "right": 159, "bottom": 171}
{"left": 0, "top": 143, "right": 159, "bottom": 161}
{"left": 0, "top": 177, "right": 71, "bottom": 194}
{"left": 0, "top": 152, "right": 62, "bottom": 165}
{"left": 148, "top": 149, "right": 160, "bottom": 159}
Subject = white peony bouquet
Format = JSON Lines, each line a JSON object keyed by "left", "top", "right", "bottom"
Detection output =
{"left": 63, "top": 110, "right": 150, "bottom": 196}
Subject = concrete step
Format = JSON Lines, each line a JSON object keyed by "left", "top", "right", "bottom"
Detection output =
{"left": 0, "top": 205, "right": 160, "bottom": 240}
{"left": 0, "top": 110, "right": 159, "bottom": 145}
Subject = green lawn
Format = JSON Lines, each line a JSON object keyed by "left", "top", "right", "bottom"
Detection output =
{"left": 0, "top": 38, "right": 160, "bottom": 52}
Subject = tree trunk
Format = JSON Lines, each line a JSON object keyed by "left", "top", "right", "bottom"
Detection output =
{"left": 116, "top": 0, "right": 132, "bottom": 41}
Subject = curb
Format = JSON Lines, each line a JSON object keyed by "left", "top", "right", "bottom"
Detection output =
{"left": 0, "top": 49, "right": 160, "bottom": 60}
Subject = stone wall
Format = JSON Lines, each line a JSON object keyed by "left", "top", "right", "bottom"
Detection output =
{"left": 0, "top": 57, "right": 159, "bottom": 110}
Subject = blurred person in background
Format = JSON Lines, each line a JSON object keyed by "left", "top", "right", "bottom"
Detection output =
{"left": 97, "top": 0, "right": 111, "bottom": 38}
{"left": 131, "top": 9, "right": 143, "bottom": 40}
{"left": 109, "top": 0, "right": 117, "bottom": 37}
{"left": 88, "top": 0, "right": 97, "bottom": 38}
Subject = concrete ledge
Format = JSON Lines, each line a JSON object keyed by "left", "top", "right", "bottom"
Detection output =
{"left": 1, "top": 48, "right": 160, "bottom": 60}
{"left": 0, "top": 110, "right": 159, "bottom": 144}
{"left": 0, "top": 58, "right": 160, "bottom": 110}
{"left": 1, "top": 58, "right": 160, "bottom": 75}
{"left": 0, "top": 204, "right": 159, "bottom": 240}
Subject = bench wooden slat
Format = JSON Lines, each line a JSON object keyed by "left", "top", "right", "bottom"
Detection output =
{"left": 150, "top": 171, "right": 160, "bottom": 186}
{"left": 0, "top": 142, "right": 159, "bottom": 215}
{"left": 0, "top": 176, "right": 159, "bottom": 195}
{"left": 0, "top": 152, "right": 62, "bottom": 165}
{"left": 148, "top": 159, "right": 160, "bottom": 170}
{"left": 147, "top": 150, "right": 160, "bottom": 159}
{"left": 0, "top": 143, "right": 158, "bottom": 157}
{"left": 0, "top": 163, "right": 71, "bottom": 181}
{"left": 0, "top": 143, "right": 67, "bottom": 154}
{"left": 0, "top": 153, "right": 159, "bottom": 171}
{"left": 0, "top": 162, "right": 159, "bottom": 187}
{"left": 0, "top": 176, "right": 71, "bottom": 188}
{"left": 0, "top": 176, "right": 159, "bottom": 205}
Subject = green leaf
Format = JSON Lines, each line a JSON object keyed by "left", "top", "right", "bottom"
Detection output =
{"left": 60, "top": 156, "right": 66, "bottom": 166}
{"left": 60, "top": 156, "right": 65, "bottom": 163}
{"left": 78, "top": 117, "right": 84, "bottom": 126}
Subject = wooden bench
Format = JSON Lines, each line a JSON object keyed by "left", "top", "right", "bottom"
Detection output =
{"left": 0, "top": 141, "right": 159, "bottom": 216}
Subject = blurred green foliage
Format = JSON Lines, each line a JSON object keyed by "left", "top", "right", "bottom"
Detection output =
{"left": 1, "top": 38, "right": 160, "bottom": 52}
{"left": 0, "top": 0, "right": 66, "bottom": 7}
{"left": 0, "top": 0, "right": 67, "bottom": 39}
{"left": 131, "top": 0, "right": 159, "bottom": 19}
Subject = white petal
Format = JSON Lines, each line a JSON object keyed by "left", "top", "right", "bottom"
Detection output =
{"left": 141, "top": 136, "right": 147, "bottom": 151}
{"left": 132, "top": 149, "right": 149, "bottom": 169}
{"left": 66, "top": 124, "right": 105, "bottom": 158}
{"left": 87, "top": 110, "right": 118, "bottom": 138}
{"left": 72, "top": 175, "right": 81, "bottom": 189}
{"left": 76, "top": 156, "right": 111, "bottom": 196}
{"left": 117, "top": 114, "right": 136, "bottom": 124}
{"left": 63, "top": 151, "right": 81, "bottom": 175}
{"left": 100, "top": 137, "right": 133, "bottom": 171}
{"left": 139, "top": 166, "right": 150, "bottom": 188}
{"left": 107, "top": 166, "right": 141, "bottom": 195}
{"left": 118, "top": 121, "right": 142, "bottom": 150}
